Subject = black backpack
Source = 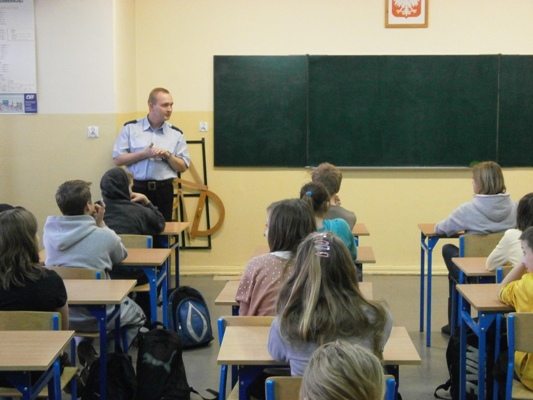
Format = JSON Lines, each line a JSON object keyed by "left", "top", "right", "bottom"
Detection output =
{"left": 435, "top": 324, "right": 500, "bottom": 400}
{"left": 168, "top": 286, "right": 214, "bottom": 348}
{"left": 135, "top": 323, "right": 218, "bottom": 400}
{"left": 80, "top": 352, "right": 137, "bottom": 400}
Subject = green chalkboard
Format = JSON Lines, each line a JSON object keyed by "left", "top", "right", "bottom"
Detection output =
{"left": 308, "top": 55, "right": 499, "bottom": 167}
{"left": 213, "top": 55, "right": 531, "bottom": 168}
{"left": 498, "top": 55, "right": 533, "bottom": 167}
{"left": 214, "top": 56, "right": 308, "bottom": 167}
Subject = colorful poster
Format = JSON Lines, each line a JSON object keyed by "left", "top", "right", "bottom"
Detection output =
{"left": 0, "top": 0, "right": 37, "bottom": 113}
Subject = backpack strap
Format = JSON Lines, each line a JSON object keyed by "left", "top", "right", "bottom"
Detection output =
{"left": 190, "top": 387, "right": 218, "bottom": 400}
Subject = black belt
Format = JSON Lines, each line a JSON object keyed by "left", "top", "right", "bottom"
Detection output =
{"left": 134, "top": 179, "right": 174, "bottom": 191}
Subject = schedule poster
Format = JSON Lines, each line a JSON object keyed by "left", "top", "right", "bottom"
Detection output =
{"left": 0, "top": 0, "right": 37, "bottom": 114}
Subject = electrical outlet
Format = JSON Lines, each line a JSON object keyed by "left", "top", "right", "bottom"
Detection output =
{"left": 87, "top": 126, "right": 99, "bottom": 138}
{"left": 199, "top": 122, "right": 208, "bottom": 132}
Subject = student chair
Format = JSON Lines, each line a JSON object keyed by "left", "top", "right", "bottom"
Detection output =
{"left": 264, "top": 375, "right": 396, "bottom": 400}
{"left": 505, "top": 313, "right": 533, "bottom": 400}
{"left": 0, "top": 311, "right": 78, "bottom": 399}
{"left": 217, "top": 316, "right": 275, "bottom": 400}
{"left": 451, "top": 232, "right": 505, "bottom": 332}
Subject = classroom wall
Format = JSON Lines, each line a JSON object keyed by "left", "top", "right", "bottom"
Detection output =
{"left": 2, "top": 0, "right": 532, "bottom": 275}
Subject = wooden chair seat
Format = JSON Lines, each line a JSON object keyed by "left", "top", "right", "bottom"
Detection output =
{"left": 0, "top": 311, "right": 78, "bottom": 398}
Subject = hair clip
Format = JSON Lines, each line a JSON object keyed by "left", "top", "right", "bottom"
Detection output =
{"left": 314, "top": 236, "right": 330, "bottom": 258}
{"left": 306, "top": 191, "right": 312, "bottom": 196}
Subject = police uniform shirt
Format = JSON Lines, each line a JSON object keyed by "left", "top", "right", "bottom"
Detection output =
{"left": 112, "top": 117, "right": 191, "bottom": 181}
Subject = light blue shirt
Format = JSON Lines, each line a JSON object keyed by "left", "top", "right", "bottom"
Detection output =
{"left": 112, "top": 117, "right": 190, "bottom": 181}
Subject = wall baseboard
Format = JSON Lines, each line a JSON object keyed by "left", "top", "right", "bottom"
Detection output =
{"left": 179, "top": 264, "right": 449, "bottom": 276}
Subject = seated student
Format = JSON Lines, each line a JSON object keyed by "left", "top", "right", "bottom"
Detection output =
{"left": 268, "top": 231, "right": 392, "bottom": 376}
{"left": 100, "top": 167, "right": 166, "bottom": 320}
{"left": 0, "top": 207, "right": 69, "bottom": 387}
{"left": 434, "top": 161, "right": 516, "bottom": 335}
{"left": 236, "top": 199, "right": 315, "bottom": 316}
{"left": 300, "top": 341, "right": 385, "bottom": 400}
{"left": 498, "top": 226, "right": 533, "bottom": 392}
{"left": 43, "top": 179, "right": 145, "bottom": 349}
{"left": 0, "top": 207, "right": 69, "bottom": 327}
{"left": 0, "top": 203, "right": 15, "bottom": 213}
{"left": 487, "top": 192, "right": 533, "bottom": 271}
{"left": 310, "top": 162, "right": 357, "bottom": 229}
{"left": 300, "top": 182, "right": 359, "bottom": 278}
{"left": 100, "top": 167, "right": 166, "bottom": 236}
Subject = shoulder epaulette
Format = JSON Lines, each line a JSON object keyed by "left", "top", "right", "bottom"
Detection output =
{"left": 123, "top": 119, "right": 138, "bottom": 126}
{"left": 170, "top": 125, "right": 183, "bottom": 133}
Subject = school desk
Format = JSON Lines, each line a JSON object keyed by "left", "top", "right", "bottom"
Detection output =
{"left": 214, "top": 280, "right": 374, "bottom": 316}
{"left": 0, "top": 330, "right": 74, "bottom": 400}
{"left": 217, "top": 325, "right": 420, "bottom": 400}
{"left": 114, "top": 247, "right": 172, "bottom": 325}
{"left": 156, "top": 221, "right": 189, "bottom": 287}
{"left": 418, "top": 223, "right": 461, "bottom": 347}
{"left": 64, "top": 278, "right": 136, "bottom": 400}
{"left": 457, "top": 283, "right": 513, "bottom": 400}
{"left": 451, "top": 257, "right": 496, "bottom": 332}
{"left": 352, "top": 222, "right": 370, "bottom": 246}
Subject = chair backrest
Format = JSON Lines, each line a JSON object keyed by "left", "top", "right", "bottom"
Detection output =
{"left": 46, "top": 266, "right": 101, "bottom": 280}
{"left": 119, "top": 234, "right": 153, "bottom": 248}
{"left": 0, "top": 311, "right": 60, "bottom": 331}
{"left": 265, "top": 376, "right": 302, "bottom": 400}
{"left": 217, "top": 316, "right": 274, "bottom": 345}
{"left": 459, "top": 232, "right": 504, "bottom": 257}
{"left": 508, "top": 312, "right": 533, "bottom": 354}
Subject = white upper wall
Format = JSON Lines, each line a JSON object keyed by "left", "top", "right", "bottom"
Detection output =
{"left": 135, "top": 0, "right": 533, "bottom": 112}
{"left": 34, "top": 0, "right": 116, "bottom": 114}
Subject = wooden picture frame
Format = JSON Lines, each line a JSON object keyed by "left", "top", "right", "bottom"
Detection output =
{"left": 385, "top": 0, "right": 428, "bottom": 28}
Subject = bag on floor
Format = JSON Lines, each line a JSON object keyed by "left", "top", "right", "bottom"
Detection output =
{"left": 80, "top": 351, "right": 137, "bottom": 400}
{"left": 135, "top": 323, "right": 218, "bottom": 400}
{"left": 168, "top": 286, "right": 214, "bottom": 348}
{"left": 135, "top": 323, "right": 191, "bottom": 400}
{"left": 434, "top": 324, "right": 498, "bottom": 400}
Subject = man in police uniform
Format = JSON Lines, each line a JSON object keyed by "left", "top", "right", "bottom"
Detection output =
{"left": 113, "top": 87, "right": 190, "bottom": 221}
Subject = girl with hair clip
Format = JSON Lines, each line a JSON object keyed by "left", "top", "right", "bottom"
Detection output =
{"left": 434, "top": 161, "right": 516, "bottom": 335}
{"left": 0, "top": 208, "right": 69, "bottom": 328}
{"left": 300, "top": 341, "right": 385, "bottom": 400}
{"left": 236, "top": 198, "right": 316, "bottom": 316}
{"left": 487, "top": 192, "right": 533, "bottom": 272}
{"left": 268, "top": 231, "right": 393, "bottom": 376}
{"left": 300, "top": 181, "right": 359, "bottom": 279}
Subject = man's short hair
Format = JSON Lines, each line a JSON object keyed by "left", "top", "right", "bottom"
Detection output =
{"left": 310, "top": 162, "right": 342, "bottom": 196}
{"left": 55, "top": 180, "right": 92, "bottom": 216}
{"left": 148, "top": 87, "right": 170, "bottom": 105}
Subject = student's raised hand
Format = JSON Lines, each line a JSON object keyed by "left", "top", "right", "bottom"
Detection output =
{"left": 92, "top": 199, "right": 106, "bottom": 228}
{"left": 131, "top": 192, "right": 150, "bottom": 205}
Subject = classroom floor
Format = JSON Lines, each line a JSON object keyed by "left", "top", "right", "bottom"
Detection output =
{"left": 66, "top": 273, "right": 451, "bottom": 400}
{"left": 178, "top": 273, "right": 452, "bottom": 400}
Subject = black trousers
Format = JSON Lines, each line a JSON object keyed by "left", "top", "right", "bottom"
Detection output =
{"left": 133, "top": 180, "right": 174, "bottom": 221}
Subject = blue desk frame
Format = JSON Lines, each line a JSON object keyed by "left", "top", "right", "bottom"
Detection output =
{"left": 114, "top": 259, "right": 169, "bottom": 326}
{"left": 457, "top": 284, "right": 511, "bottom": 400}
{"left": 419, "top": 230, "right": 441, "bottom": 347}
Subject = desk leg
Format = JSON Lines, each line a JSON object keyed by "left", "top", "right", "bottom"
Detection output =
{"left": 174, "top": 234, "right": 181, "bottom": 288}
{"left": 238, "top": 365, "right": 267, "bottom": 400}
{"left": 420, "top": 232, "right": 427, "bottom": 333}
{"left": 161, "top": 260, "right": 169, "bottom": 327}
{"left": 425, "top": 236, "right": 439, "bottom": 347}
{"left": 142, "top": 267, "right": 158, "bottom": 324}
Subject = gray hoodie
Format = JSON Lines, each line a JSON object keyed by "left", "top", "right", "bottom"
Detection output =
{"left": 43, "top": 215, "right": 127, "bottom": 276}
{"left": 434, "top": 193, "right": 517, "bottom": 237}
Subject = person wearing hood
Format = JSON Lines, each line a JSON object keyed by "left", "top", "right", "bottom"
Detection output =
{"left": 100, "top": 167, "right": 165, "bottom": 236}
{"left": 100, "top": 167, "right": 165, "bottom": 320}
{"left": 43, "top": 179, "right": 145, "bottom": 349}
{"left": 434, "top": 161, "right": 517, "bottom": 335}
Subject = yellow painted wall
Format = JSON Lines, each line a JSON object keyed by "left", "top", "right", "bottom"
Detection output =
{"left": 2, "top": 0, "right": 532, "bottom": 276}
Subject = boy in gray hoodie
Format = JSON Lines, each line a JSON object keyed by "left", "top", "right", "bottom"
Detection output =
{"left": 43, "top": 179, "right": 145, "bottom": 349}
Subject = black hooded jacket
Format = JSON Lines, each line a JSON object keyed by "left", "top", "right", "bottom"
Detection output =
{"left": 100, "top": 167, "right": 166, "bottom": 235}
